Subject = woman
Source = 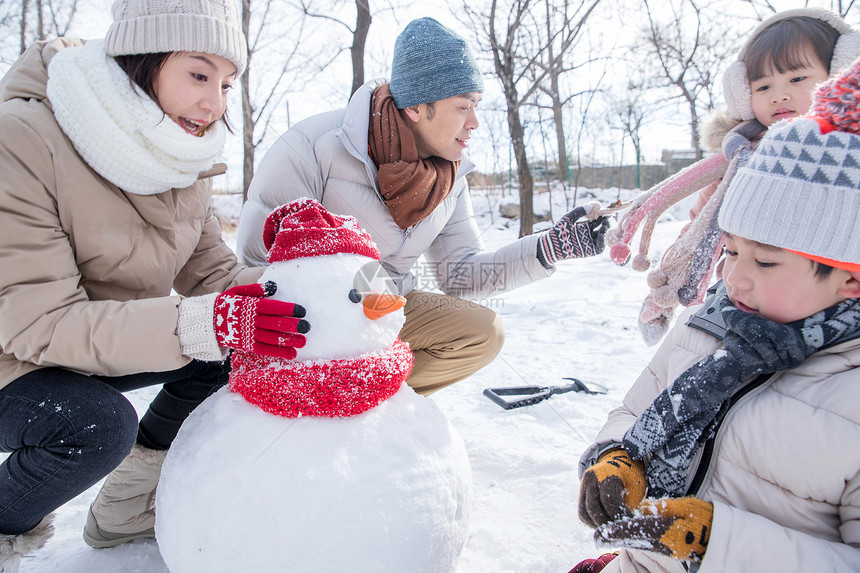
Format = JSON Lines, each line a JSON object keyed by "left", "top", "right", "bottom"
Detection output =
{"left": 0, "top": 0, "right": 308, "bottom": 566}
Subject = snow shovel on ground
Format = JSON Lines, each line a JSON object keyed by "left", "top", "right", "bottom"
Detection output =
{"left": 483, "top": 377, "right": 608, "bottom": 410}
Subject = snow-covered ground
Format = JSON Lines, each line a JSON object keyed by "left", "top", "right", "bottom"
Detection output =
{"left": 22, "top": 185, "right": 691, "bottom": 572}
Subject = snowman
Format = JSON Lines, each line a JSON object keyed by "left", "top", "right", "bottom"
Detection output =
{"left": 155, "top": 198, "right": 472, "bottom": 573}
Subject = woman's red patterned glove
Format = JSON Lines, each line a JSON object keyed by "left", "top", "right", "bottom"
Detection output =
{"left": 213, "top": 282, "right": 309, "bottom": 359}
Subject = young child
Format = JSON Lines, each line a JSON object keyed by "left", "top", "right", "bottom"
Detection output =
{"left": 573, "top": 58, "right": 860, "bottom": 572}
{"left": 607, "top": 8, "right": 860, "bottom": 346}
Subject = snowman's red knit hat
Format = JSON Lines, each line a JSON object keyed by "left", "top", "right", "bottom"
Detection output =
{"left": 263, "top": 198, "right": 380, "bottom": 263}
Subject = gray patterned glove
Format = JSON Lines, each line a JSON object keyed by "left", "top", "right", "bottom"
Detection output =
{"left": 537, "top": 204, "right": 610, "bottom": 267}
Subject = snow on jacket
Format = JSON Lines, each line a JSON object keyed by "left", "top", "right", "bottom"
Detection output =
{"left": 237, "top": 79, "right": 552, "bottom": 298}
{"left": 579, "top": 304, "right": 860, "bottom": 572}
{"left": 0, "top": 38, "right": 262, "bottom": 389}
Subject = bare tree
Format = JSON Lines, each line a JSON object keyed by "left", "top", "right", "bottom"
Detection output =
{"left": 351, "top": 0, "right": 371, "bottom": 95}
{"left": 529, "top": 0, "right": 606, "bottom": 190}
{"left": 41, "top": 0, "right": 78, "bottom": 38}
{"left": 0, "top": 0, "right": 78, "bottom": 65}
{"left": 469, "top": 98, "right": 511, "bottom": 222}
{"left": 476, "top": 100, "right": 513, "bottom": 190}
{"left": 640, "top": 0, "right": 734, "bottom": 159}
{"left": 568, "top": 65, "right": 607, "bottom": 208}
{"left": 537, "top": 0, "right": 569, "bottom": 189}
{"left": 297, "top": 0, "right": 413, "bottom": 98}
{"left": 296, "top": 0, "right": 374, "bottom": 97}
{"left": 606, "top": 73, "right": 658, "bottom": 190}
{"left": 240, "top": 0, "right": 420, "bottom": 197}
{"left": 460, "top": 0, "right": 603, "bottom": 237}
{"left": 241, "top": 0, "right": 330, "bottom": 198}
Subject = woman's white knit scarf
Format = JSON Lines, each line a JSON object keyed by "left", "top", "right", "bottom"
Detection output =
{"left": 46, "top": 39, "right": 226, "bottom": 195}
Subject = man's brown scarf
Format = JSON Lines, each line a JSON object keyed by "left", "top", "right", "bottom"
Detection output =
{"left": 368, "top": 83, "right": 459, "bottom": 229}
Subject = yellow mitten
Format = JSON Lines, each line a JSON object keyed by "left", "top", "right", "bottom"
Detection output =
{"left": 578, "top": 449, "right": 647, "bottom": 528}
{"left": 596, "top": 496, "right": 713, "bottom": 562}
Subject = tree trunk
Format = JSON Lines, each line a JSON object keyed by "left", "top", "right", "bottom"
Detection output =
{"left": 543, "top": 0, "right": 568, "bottom": 187}
{"left": 350, "top": 0, "right": 371, "bottom": 96}
{"left": 491, "top": 6, "right": 535, "bottom": 238}
{"left": 36, "top": 0, "right": 44, "bottom": 40}
{"left": 506, "top": 102, "right": 534, "bottom": 237}
{"left": 550, "top": 84, "right": 568, "bottom": 187}
{"left": 687, "top": 98, "right": 701, "bottom": 160}
{"left": 241, "top": 0, "right": 254, "bottom": 199}
{"left": 20, "top": 0, "right": 29, "bottom": 54}
{"left": 242, "top": 78, "right": 254, "bottom": 199}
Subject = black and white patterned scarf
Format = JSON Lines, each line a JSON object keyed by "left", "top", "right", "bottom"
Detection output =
{"left": 623, "top": 288, "right": 860, "bottom": 498}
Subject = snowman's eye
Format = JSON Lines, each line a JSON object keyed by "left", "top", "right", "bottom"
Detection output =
{"left": 348, "top": 289, "right": 362, "bottom": 303}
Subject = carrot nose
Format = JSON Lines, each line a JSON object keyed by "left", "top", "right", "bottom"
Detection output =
{"left": 363, "top": 294, "right": 406, "bottom": 320}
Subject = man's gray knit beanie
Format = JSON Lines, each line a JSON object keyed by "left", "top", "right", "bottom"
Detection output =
{"left": 390, "top": 17, "right": 483, "bottom": 109}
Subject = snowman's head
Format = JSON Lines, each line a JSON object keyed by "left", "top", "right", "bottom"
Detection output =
{"left": 261, "top": 254, "right": 404, "bottom": 361}
{"left": 260, "top": 198, "right": 406, "bottom": 361}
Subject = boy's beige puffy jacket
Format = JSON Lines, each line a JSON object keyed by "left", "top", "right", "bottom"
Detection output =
{"left": 580, "top": 306, "right": 860, "bottom": 572}
{"left": 0, "top": 39, "right": 262, "bottom": 389}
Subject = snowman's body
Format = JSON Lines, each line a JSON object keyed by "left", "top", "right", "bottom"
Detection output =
{"left": 156, "top": 227, "right": 472, "bottom": 573}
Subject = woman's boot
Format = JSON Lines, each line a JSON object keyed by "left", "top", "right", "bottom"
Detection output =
{"left": 83, "top": 444, "right": 166, "bottom": 548}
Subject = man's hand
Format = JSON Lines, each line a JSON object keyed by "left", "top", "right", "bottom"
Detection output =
{"left": 596, "top": 496, "right": 713, "bottom": 562}
{"left": 579, "top": 448, "right": 646, "bottom": 528}
{"left": 537, "top": 204, "right": 610, "bottom": 266}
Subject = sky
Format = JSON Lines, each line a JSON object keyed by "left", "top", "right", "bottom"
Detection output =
{"left": 16, "top": 184, "right": 696, "bottom": 572}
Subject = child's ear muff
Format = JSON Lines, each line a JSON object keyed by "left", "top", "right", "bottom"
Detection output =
{"left": 722, "top": 60, "right": 755, "bottom": 122}
{"left": 831, "top": 31, "right": 860, "bottom": 77}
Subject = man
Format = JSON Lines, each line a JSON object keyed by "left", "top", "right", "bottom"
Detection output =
{"left": 237, "top": 17, "right": 609, "bottom": 395}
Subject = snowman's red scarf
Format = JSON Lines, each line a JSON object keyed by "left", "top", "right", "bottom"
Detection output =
{"left": 229, "top": 340, "right": 413, "bottom": 418}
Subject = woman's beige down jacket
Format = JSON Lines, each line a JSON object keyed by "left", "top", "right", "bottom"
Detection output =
{"left": 0, "top": 39, "right": 261, "bottom": 389}
{"left": 580, "top": 305, "right": 860, "bottom": 572}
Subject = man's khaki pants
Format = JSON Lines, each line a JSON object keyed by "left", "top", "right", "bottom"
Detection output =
{"left": 400, "top": 291, "right": 505, "bottom": 396}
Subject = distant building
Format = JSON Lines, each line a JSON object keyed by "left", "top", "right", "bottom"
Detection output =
{"left": 661, "top": 149, "right": 699, "bottom": 177}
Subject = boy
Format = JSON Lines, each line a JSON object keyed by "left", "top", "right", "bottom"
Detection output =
{"left": 575, "top": 59, "right": 860, "bottom": 572}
